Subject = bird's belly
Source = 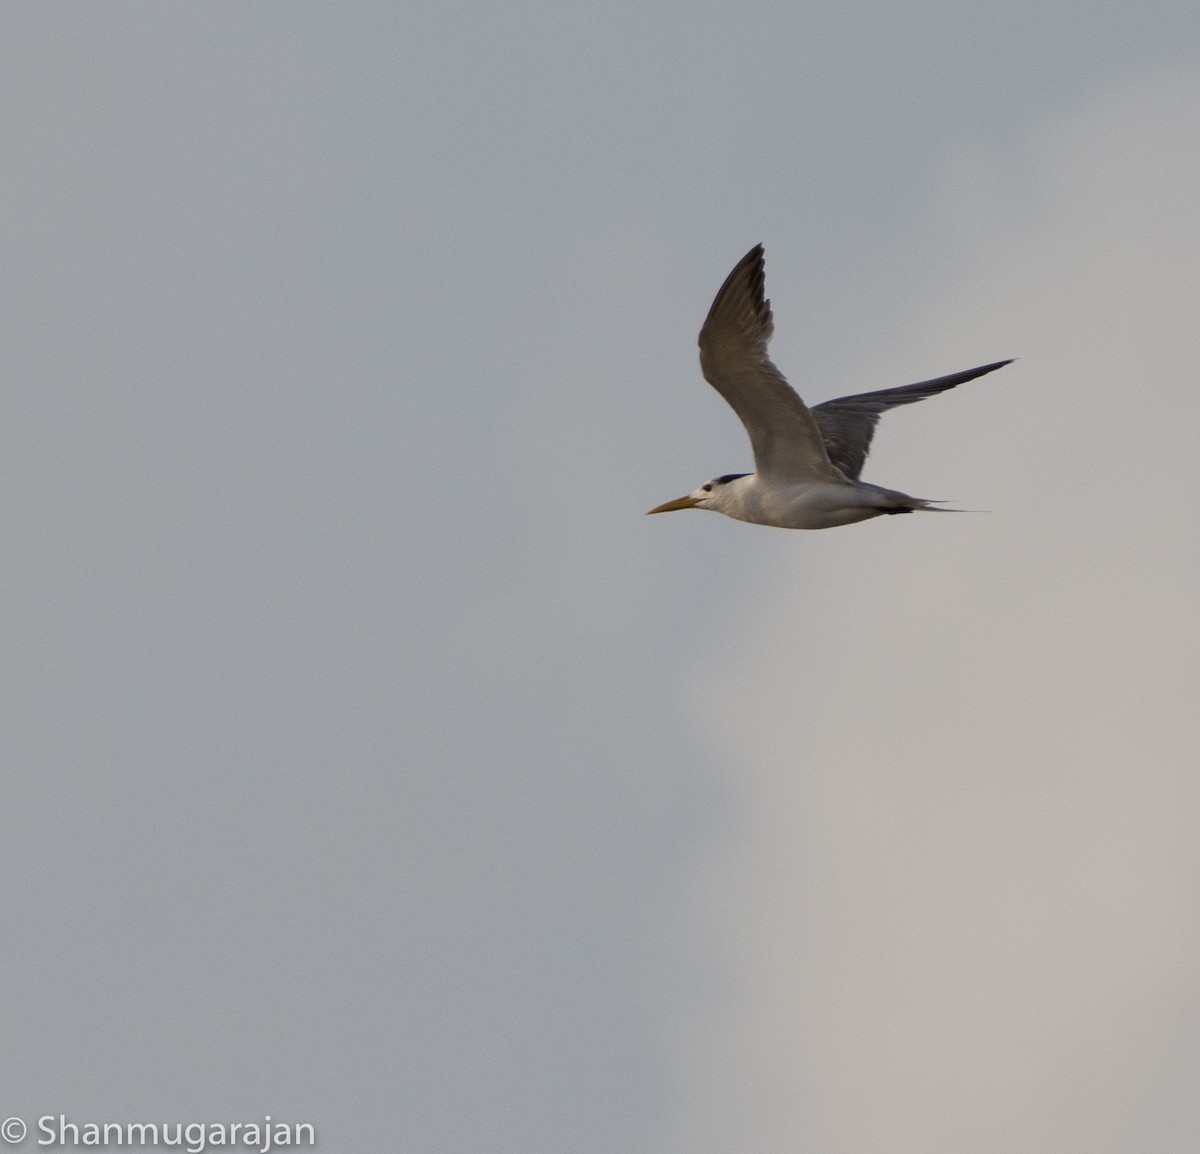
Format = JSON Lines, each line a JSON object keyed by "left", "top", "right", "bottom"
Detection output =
{"left": 733, "top": 480, "right": 893, "bottom": 530}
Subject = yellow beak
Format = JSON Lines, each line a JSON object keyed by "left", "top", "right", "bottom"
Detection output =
{"left": 646, "top": 495, "right": 701, "bottom": 515}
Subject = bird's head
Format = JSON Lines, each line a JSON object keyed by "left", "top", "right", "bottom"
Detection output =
{"left": 646, "top": 472, "right": 749, "bottom": 515}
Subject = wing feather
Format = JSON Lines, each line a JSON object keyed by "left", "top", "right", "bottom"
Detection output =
{"left": 812, "top": 359, "right": 1013, "bottom": 479}
{"left": 697, "top": 245, "right": 844, "bottom": 482}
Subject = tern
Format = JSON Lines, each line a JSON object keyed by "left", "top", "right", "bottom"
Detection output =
{"left": 648, "top": 244, "right": 1011, "bottom": 529}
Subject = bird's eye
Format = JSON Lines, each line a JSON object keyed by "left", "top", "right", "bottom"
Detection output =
{"left": 702, "top": 483, "right": 713, "bottom": 492}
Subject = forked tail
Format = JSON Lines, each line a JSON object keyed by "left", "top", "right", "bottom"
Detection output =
{"left": 900, "top": 498, "right": 986, "bottom": 514}
{"left": 883, "top": 494, "right": 984, "bottom": 513}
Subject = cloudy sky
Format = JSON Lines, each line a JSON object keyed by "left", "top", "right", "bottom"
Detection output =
{"left": 4, "top": 4, "right": 1200, "bottom": 1152}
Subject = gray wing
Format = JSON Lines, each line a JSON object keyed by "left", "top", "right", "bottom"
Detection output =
{"left": 698, "top": 245, "right": 845, "bottom": 482}
{"left": 811, "top": 359, "right": 1013, "bottom": 480}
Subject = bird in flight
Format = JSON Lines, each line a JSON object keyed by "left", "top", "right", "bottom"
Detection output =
{"left": 647, "top": 244, "right": 1011, "bottom": 529}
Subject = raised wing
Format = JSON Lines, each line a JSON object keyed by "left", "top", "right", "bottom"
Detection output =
{"left": 698, "top": 245, "right": 845, "bottom": 482}
{"left": 812, "top": 359, "right": 1013, "bottom": 479}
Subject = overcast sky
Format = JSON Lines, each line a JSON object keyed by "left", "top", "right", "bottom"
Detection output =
{"left": 4, "top": 5, "right": 1200, "bottom": 1153}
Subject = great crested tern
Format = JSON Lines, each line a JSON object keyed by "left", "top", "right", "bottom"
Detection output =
{"left": 648, "top": 244, "right": 1011, "bottom": 529}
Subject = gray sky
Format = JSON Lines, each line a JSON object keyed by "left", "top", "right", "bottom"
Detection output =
{"left": 3, "top": 5, "right": 1199, "bottom": 1152}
